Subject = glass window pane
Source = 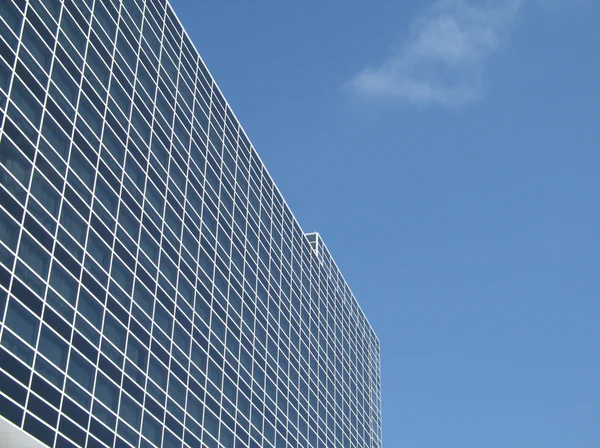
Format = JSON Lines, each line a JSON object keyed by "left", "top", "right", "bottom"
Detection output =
{"left": 0, "top": 1, "right": 24, "bottom": 37}
{"left": 38, "top": 325, "right": 68, "bottom": 370}
{"left": 30, "top": 171, "right": 61, "bottom": 217}
{"left": 95, "top": 373, "right": 118, "bottom": 412}
{"left": 0, "top": 134, "right": 32, "bottom": 188}
{"left": 77, "top": 288, "right": 102, "bottom": 330}
{"left": 18, "top": 232, "right": 50, "bottom": 279}
{"left": 5, "top": 299, "right": 40, "bottom": 346}
{"left": 0, "top": 207, "right": 20, "bottom": 251}
{"left": 103, "top": 313, "right": 126, "bottom": 352}
{"left": 119, "top": 393, "right": 141, "bottom": 429}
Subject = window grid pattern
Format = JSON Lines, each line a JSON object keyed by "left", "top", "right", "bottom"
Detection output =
{"left": 0, "top": 1, "right": 382, "bottom": 448}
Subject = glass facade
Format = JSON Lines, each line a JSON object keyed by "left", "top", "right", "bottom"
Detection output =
{"left": 0, "top": 1, "right": 382, "bottom": 447}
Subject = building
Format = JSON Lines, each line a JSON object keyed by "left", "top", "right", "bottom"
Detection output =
{"left": 0, "top": 1, "right": 382, "bottom": 447}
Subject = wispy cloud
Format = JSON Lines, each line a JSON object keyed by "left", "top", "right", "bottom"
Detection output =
{"left": 347, "top": 0, "right": 523, "bottom": 108}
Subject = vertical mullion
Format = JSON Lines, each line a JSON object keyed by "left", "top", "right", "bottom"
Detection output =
{"left": 138, "top": 0, "right": 169, "bottom": 445}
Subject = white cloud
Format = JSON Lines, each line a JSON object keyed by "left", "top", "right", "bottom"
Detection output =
{"left": 347, "top": 0, "right": 523, "bottom": 108}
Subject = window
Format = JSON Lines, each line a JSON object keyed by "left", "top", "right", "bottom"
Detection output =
{"left": 93, "top": 2, "right": 116, "bottom": 41}
{"left": 40, "top": 116, "right": 70, "bottom": 163}
{"left": 95, "top": 373, "right": 118, "bottom": 413}
{"left": 52, "top": 59, "right": 78, "bottom": 107}
{"left": 0, "top": 207, "right": 20, "bottom": 251}
{"left": 0, "top": 132, "right": 32, "bottom": 189}
{"left": 21, "top": 20, "right": 53, "bottom": 73}
{"left": 70, "top": 148, "right": 96, "bottom": 190}
{"left": 103, "top": 313, "right": 126, "bottom": 352}
{"left": 87, "top": 231, "right": 111, "bottom": 271}
{"left": 126, "top": 335, "right": 147, "bottom": 372}
{"left": 148, "top": 355, "right": 167, "bottom": 391}
{"left": 173, "top": 323, "right": 190, "bottom": 356}
{"left": 102, "top": 125, "right": 126, "bottom": 166}
{"left": 154, "top": 303, "right": 173, "bottom": 340}
{"left": 4, "top": 299, "right": 39, "bottom": 346}
{"left": 0, "top": 56, "right": 13, "bottom": 93}
{"left": 59, "top": 210, "right": 85, "bottom": 253}
{"left": 18, "top": 232, "right": 50, "bottom": 279}
{"left": 119, "top": 393, "right": 141, "bottom": 429}
{"left": 77, "top": 288, "right": 103, "bottom": 330}
{"left": 86, "top": 44, "right": 110, "bottom": 89}
{"left": 30, "top": 174, "right": 60, "bottom": 222}
{"left": 95, "top": 177, "right": 118, "bottom": 217}
{"left": 142, "top": 412, "right": 161, "bottom": 446}
{"left": 133, "top": 281, "right": 153, "bottom": 316}
{"left": 203, "top": 409, "right": 219, "bottom": 441}
{"left": 168, "top": 377, "right": 186, "bottom": 408}
{"left": 111, "top": 257, "right": 133, "bottom": 294}
{"left": 38, "top": 325, "right": 68, "bottom": 370}
{"left": 0, "top": 1, "right": 24, "bottom": 37}
{"left": 60, "top": 9, "right": 87, "bottom": 55}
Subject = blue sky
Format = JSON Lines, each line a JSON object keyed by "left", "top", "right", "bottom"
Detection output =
{"left": 171, "top": 0, "right": 600, "bottom": 446}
